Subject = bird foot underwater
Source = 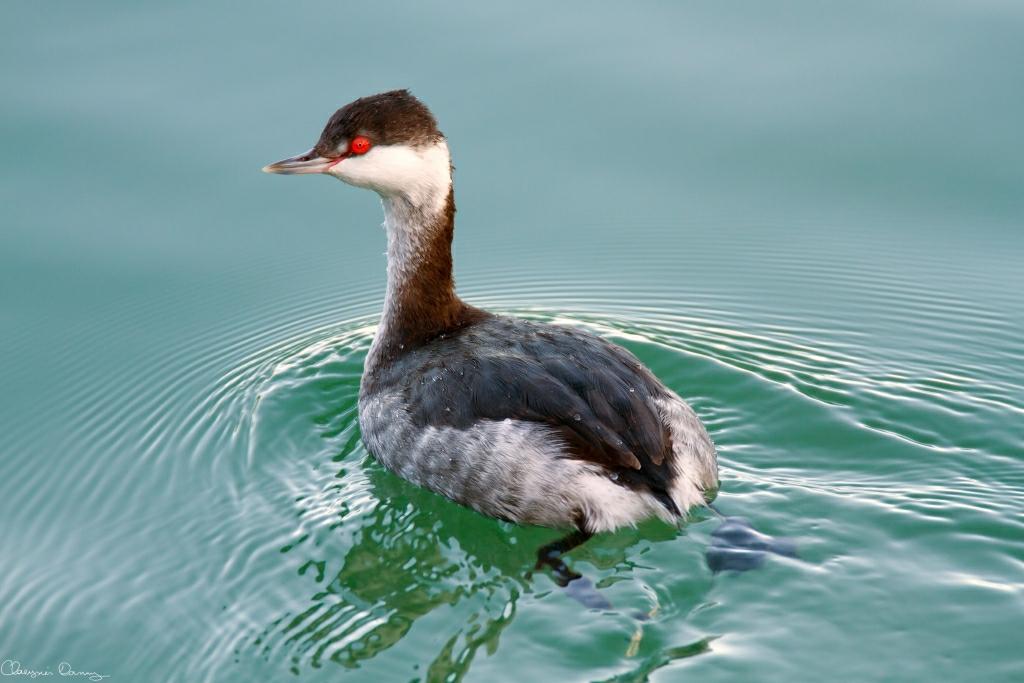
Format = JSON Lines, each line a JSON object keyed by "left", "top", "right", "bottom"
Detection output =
{"left": 531, "top": 507, "right": 799, "bottom": 617}
{"left": 705, "top": 513, "right": 799, "bottom": 573}
{"left": 531, "top": 529, "right": 613, "bottom": 607}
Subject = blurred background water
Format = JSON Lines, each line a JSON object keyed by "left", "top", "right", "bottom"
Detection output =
{"left": 2, "top": 1, "right": 1022, "bottom": 681}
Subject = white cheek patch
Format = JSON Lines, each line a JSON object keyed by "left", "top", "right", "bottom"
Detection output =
{"left": 330, "top": 141, "right": 451, "bottom": 215}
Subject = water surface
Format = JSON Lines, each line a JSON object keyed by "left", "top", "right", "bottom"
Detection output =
{"left": 2, "top": 2, "right": 1023, "bottom": 681}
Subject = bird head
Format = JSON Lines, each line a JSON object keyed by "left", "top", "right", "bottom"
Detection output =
{"left": 263, "top": 89, "right": 451, "bottom": 209}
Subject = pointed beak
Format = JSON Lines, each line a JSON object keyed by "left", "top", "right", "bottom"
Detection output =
{"left": 262, "top": 149, "right": 339, "bottom": 175}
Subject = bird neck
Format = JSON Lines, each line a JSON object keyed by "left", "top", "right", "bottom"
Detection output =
{"left": 369, "top": 185, "right": 482, "bottom": 366}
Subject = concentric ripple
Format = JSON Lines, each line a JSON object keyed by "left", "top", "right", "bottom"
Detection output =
{"left": 2, "top": 219, "right": 1022, "bottom": 682}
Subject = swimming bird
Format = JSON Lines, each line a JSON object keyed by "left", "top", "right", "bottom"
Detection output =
{"left": 263, "top": 90, "right": 719, "bottom": 578}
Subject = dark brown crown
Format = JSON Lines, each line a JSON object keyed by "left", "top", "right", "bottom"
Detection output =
{"left": 313, "top": 89, "right": 442, "bottom": 157}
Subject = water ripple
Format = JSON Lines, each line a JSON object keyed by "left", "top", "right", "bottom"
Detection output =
{"left": 3, "top": 220, "right": 1022, "bottom": 681}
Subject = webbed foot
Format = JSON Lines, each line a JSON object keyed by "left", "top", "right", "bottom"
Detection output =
{"left": 706, "top": 516, "right": 798, "bottom": 573}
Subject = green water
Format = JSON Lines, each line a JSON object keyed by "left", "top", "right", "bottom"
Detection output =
{"left": 2, "top": 2, "right": 1023, "bottom": 681}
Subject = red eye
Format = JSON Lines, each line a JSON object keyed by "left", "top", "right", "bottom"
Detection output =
{"left": 350, "top": 136, "right": 371, "bottom": 155}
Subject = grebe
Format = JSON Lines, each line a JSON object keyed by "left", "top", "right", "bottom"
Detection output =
{"left": 264, "top": 90, "right": 719, "bottom": 575}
